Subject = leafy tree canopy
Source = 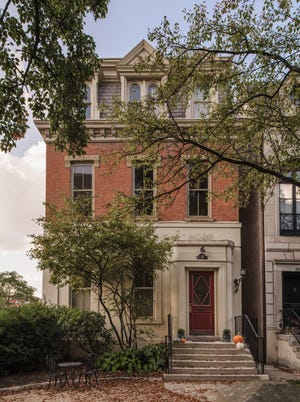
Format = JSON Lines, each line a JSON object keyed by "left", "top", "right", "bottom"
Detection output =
{"left": 0, "top": 0, "right": 109, "bottom": 155}
{"left": 28, "top": 198, "right": 175, "bottom": 349}
{"left": 0, "top": 270, "right": 37, "bottom": 306}
{"left": 114, "top": 0, "right": 300, "bottom": 203}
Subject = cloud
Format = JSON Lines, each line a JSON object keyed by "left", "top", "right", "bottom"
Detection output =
{"left": 0, "top": 141, "right": 45, "bottom": 252}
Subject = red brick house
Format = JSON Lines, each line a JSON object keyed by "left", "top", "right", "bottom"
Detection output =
{"left": 36, "top": 40, "right": 243, "bottom": 342}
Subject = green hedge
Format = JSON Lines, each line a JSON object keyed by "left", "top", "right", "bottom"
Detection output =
{"left": 0, "top": 303, "right": 113, "bottom": 375}
{"left": 96, "top": 343, "right": 168, "bottom": 373}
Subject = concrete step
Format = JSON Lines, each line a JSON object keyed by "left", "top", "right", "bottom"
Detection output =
{"left": 172, "top": 360, "right": 256, "bottom": 368}
{"left": 164, "top": 373, "right": 268, "bottom": 382}
{"left": 171, "top": 367, "right": 257, "bottom": 375}
{"left": 166, "top": 339, "right": 261, "bottom": 382}
{"left": 173, "top": 347, "right": 248, "bottom": 355}
{"left": 173, "top": 341, "right": 237, "bottom": 349}
{"left": 187, "top": 336, "right": 222, "bottom": 342}
{"left": 172, "top": 353, "right": 253, "bottom": 361}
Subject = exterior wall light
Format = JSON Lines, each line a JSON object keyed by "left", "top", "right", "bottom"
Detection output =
{"left": 233, "top": 268, "right": 246, "bottom": 293}
{"left": 196, "top": 246, "right": 208, "bottom": 260}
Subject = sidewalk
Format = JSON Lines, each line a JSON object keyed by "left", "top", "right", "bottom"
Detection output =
{"left": 216, "top": 365, "right": 300, "bottom": 402}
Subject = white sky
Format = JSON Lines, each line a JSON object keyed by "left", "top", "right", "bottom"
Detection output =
{"left": 0, "top": 0, "right": 207, "bottom": 297}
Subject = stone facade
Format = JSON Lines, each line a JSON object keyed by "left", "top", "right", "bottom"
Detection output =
{"left": 264, "top": 185, "right": 300, "bottom": 365}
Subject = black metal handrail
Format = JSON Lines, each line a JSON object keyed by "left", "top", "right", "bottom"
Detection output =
{"left": 235, "top": 315, "right": 264, "bottom": 374}
{"left": 164, "top": 313, "right": 172, "bottom": 373}
{"left": 281, "top": 308, "right": 300, "bottom": 344}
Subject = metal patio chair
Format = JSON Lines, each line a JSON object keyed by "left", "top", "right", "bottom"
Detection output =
{"left": 45, "top": 355, "right": 67, "bottom": 388}
{"left": 82, "top": 353, "right": 98, "bottom": 386}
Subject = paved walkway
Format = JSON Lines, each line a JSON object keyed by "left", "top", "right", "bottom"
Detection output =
{"left": 216, "top": 365, "right": 300, "bottom": 402}
{"left": 265, "top": 364, "right": 300, "bottom": 381}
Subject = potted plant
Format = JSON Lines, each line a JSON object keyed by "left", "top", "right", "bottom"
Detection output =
{"left": 223, "top": 328, "right": 231, "bottom": 342}
{"left": 177, "top": 328, "right": 185, "bottom": 340}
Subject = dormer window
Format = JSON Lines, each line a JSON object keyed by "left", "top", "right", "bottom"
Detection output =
{"left": 85, "top": 85, "right": 91, "bottom": 119}
{"left": 148, "top": 83, "right": 158, "bottom": 98}
{"left": 129, "top": 83, "right": 141, "bottom": 102}
{"left": 290, "top": 86, "right": 300, "bottom": 107}
{"left": 193, "top": 86, "right": 209, "bottom": 118}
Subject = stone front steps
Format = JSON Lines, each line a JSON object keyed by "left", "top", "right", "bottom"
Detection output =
{"left": 164, "top": 338, "right": 268, "bottom": 382}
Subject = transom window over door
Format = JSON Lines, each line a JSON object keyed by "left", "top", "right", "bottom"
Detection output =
{"left": 279, "top": 175, "right": 300, "bottom": 235}
{"left": 134, "top": 164, "right": 154, "bottom": 216}
{"left": 188, "top": 162, "right": 209, "bottom": 217}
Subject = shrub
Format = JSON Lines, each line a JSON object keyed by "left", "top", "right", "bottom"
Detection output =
{"left": 96, "top": 343, "right": 168, "bottom": 373}
{"left": 0, "top": 303, "right": 113, "bottom": 375}
{"left": 0, "top": 303, "right": 63, "bottom": 375}
{"left": 54, "top": 306, "right": 114, "bottom": 358}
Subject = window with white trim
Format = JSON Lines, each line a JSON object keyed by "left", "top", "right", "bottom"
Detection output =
{"left": 290, "top": 86, "right": 300, "bottom": 107}
{"left": 71, "top": 288, "right": 91, "bottom": 311}
{"left": 134, "top": 273, "right": 154, "bottom": 317}
{"left": 71, "top": 163, "right": 93, "bottom": 214}
{"left": 129, "top": 83, "right": 141, "bottom": 102}
{"left": 127, "top": 81, "right": 160, "bottom": 103}
{"left": 133, "top": 164, "right": 154, "bottom": 216}
{"left": 188, "top": 162, "right": 209, "bottom": 217}
{"left": 279, "top": 174, "right": 300, "bottom": 236}
{"left": 193, "top": 86, "right": 209, "bottom": 118}
{"left": 84, "top": 85, "right": 91, "bottom": 119}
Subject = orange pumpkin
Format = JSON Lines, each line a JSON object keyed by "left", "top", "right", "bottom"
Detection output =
{"left": 233, "top": 333, "right": 244, "bottom": 344}
{"left": 180, "top": 337, "right": 186, "bottom": 344}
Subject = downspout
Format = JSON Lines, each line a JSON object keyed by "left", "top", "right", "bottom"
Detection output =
{"left": 261, "top": 199, "right": 267, "bottom": 363}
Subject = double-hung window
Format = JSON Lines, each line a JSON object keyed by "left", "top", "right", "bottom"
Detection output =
{"left": 134, "top": 273, "right": 154, "bottom": 317}
{"left": 188, "top": 162, "right": 209, "bottom": 217}
{"left": 71, "top": 288, "right": 91, "bottom": 311}
{"left": 279, "top": 178, "right": 300, "bottom": 236}
{"left": 134, "top": 164, "right": 154, "bottom": 216}
{"left": 71, "top": 278, "right": 91, "bottom": 311}
{"left": 193, "top": 86, "right": 209, "bottom": 118}
{"left": 71, "top": 163, "right": 93, "bottom": 214}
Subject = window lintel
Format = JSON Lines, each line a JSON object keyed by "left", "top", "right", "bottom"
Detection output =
{"left": 65, "top": 155, "right": 100, "bottom": 168}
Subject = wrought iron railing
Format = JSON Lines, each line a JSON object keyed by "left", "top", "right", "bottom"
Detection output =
{"left": 280, "top": 213, "right": 300, "bottom": 235}
{"left": 165, "top": 313, "right": 173, "bottom": 373}
{"left": 235, "top": 315, "right": 264, "bottom": 374}
{"left": 281, "top": 308, "right": 300, "bottom": 344}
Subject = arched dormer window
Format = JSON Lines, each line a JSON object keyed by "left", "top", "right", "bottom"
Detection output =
{"left": 85, "top": 85, "right": 91, "bottom": 119}
{"left": 290, "top": 86, "right": 300, "bottom": 107}
{"left": 148, "top": 83, "right": 159, "bottom": 115}
{"left": 148, "top": 83, "right": 158, "bottom": 98}
{"left": 129, "top": 83, "right": 141, "bottom": 102}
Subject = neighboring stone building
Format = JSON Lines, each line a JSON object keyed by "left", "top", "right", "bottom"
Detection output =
{"left": 264, "top": 181, "right": 300, "bottom": 369}
{"left": 35, "top": 40, "right": 246, "bottom": 343}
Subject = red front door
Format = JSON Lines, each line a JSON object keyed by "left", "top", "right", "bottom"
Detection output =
{"left": 189, "top": 271, "right": 214, "bottom": 335}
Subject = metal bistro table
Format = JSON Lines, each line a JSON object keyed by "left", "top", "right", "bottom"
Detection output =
{"left": 57, "top": 361, "right": 82, "bottom": 387}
